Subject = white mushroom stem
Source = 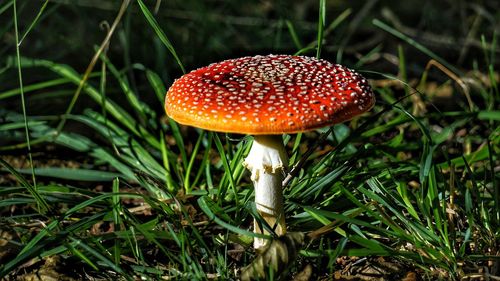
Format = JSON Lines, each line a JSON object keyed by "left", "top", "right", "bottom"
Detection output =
{"left": 243, "top": 135, "right": 288, "bottom": 250}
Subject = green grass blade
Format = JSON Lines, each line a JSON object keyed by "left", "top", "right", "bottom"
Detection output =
{"left": 11, "top": 57, "right": 159, "bottom": 148}
{"left": 167, "top": 120, "right": 188, "bottom": 171}
{"left": 18, "top": 0, "right": 49, "bottom": 45}
{"left": 0, "top": 1, "right": 14, "bottom": 16}
{"left": 0, "top": 157, "right": 49, "bottom": 213}
{"left": 146, "top": 69, "right": 167, "bottom": 103}
{"left": 12, "top": 0, "right": 38, "bottom": 209}
{"left": 0, "top": 77, "right": 70, "bottom": 100}
{"left": 69, "top": 237, "right": 127, "bottom": 276}
{"left": 184, "top": 130, "right": 205, "bottom": 193}
{"left": 97, "top": 51, "right": 153, "bottom": 123}
{"left": 160, "top": 131, "right": 176, "bottom": 192}
{"left": 213, "top": 134, "right": 236, "bottom": 201}
{"left": 316, "top": 0, "right": 325, "bottom": 58}
{"left": 285, "top": 20, "right": 303, "bottom": 50}
{"left": 7, "top": 167, "right": 122, "bottom": 181}
{"left": 373, "top": 19, "right": 461, "bottom": 75}
{"left": 136, "top": 0, "right": 185, "bottom": 73}
{"left": 198, "top": 196, "right": 266, "bottom": 239}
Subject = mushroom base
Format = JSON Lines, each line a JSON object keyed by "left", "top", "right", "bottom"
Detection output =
{"left": 243, "top": 135, "right": 288, "bottom": 250}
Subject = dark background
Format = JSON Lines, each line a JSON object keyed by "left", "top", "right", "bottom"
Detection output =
{"left": 2, "top": 0, "right": 498, "bottom": 115}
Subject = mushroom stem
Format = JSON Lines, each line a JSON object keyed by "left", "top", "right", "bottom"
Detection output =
{"left": 243, "top": 135, "right": 288, "bottom": 250}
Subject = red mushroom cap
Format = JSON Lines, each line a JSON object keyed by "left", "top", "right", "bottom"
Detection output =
{"left": 165, "top": 55, "right": 375, "bottom": 135}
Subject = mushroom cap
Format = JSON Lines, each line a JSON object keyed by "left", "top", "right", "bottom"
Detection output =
{"left": 165, "top": 54, "right": 375, "bottom": 135}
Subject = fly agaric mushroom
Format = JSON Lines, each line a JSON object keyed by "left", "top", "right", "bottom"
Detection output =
{"left": 165, "top": 54, "right": 374, "bottom": 250}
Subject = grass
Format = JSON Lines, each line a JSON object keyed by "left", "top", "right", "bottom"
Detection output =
{"left": 0, "top": 0, "right": 499, "bottom": 280}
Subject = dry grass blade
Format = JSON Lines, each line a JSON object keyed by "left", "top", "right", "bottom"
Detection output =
{"left": 54, "top": 0, "right": 131, "bottom": 136}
